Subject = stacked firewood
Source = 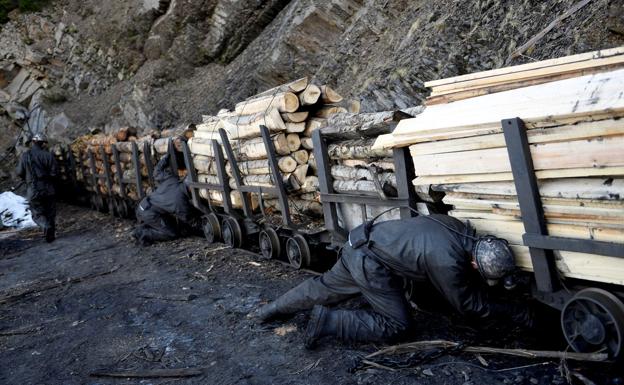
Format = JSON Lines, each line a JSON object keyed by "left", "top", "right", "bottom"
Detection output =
{"left": 189, "top": 77, "right": 355, "bottom": 221}
{"left": 70, "top": 128, "right": 159, "bottom": 200}
{"left": 373, "top": 48, "right": 624, "bottom": 285}
{"left": 51, "top": 145, "right": 69, "bottom": 183}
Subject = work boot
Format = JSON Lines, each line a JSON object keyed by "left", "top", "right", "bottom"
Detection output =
{"left": 304, "top": 305, "right": 329, "bottom": 349}
{"left": 44, "top": 226, "right": 55, "bottom": 243}
{"left": 250, "top": 302, "right": 283, "bottom": 323}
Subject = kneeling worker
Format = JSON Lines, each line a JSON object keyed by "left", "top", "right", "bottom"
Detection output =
{"left": 253, "top": 213, "right": 533, "bottom": 348}
{"left": 16, "top": 133, "right": 59, "bottom": 242}
{"left": 132, "top": 153, "right": 200, "bottom": 245}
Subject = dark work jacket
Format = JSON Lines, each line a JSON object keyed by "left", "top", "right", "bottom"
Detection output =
{"left": 347, "top": 214, "right": 491, "bottom": 318}
{"left": 16, "top": 143, "right": 58, "bottom": 200}
{"left": 144, "top": 156, "right": 195, "bottom": 224}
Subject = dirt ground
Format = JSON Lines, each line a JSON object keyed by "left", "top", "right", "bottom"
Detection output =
{"left": 0, "top": 204, "right": 620, "bottom": 385}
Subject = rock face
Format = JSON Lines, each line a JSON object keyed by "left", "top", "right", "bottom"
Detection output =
{"left": 0, "top": 0, "right": 623, "bottom": 146}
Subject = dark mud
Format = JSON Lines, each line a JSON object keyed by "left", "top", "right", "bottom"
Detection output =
{"left": 0, "top": 204, "right": 619, "bottom": 385}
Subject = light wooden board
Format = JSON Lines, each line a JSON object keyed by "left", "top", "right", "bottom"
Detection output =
{"left": 430, "top": 55, "right": 624, "bottom": 94}
{"left": 424, "top": 46, "right": 624, "bottom": 87}
{"left": 510, "top": 245, "right": 624, "bottom": 285}
{"left": 432, "top": 178, "right": 624, "bottom": 201}
{"left": 408, "top": 118, "right": 624, "bottom": 156}
{"left": 449, "top": 209, "right": 624, "bottom": 229}
{"left": 412, "top": 167, "right": 624, "bottom": 185}
{"left": 387, "top": 69, "right": 624, "bottom": 147}
{"left": 411, "top": 135, "right": 624, "bottom": 176}
{"left": 468, "top": 218, "right": 624, "bottom": 244}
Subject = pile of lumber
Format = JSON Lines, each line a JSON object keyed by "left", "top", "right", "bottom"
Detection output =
{"left": 373, "top": 48, "right": 624, "bottom": 285}
{"left": 424, "top": 46, "right": 624, "bottom": 105}
{"left": 189, "top": 77, "right": 357, "bottom": 221}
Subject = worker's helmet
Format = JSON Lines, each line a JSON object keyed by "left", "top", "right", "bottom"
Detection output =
{"left": 473, "top": 236, "right": 516, "bottom": 286}
{"left": 32, "top": 133, "right": 48, "bottom": 143}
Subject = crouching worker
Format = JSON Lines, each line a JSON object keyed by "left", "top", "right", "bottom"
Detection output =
{"left": 132, "top": 154, "right": 200, "bottom": 245}
{"left": 252, "top": 214, "right": 534, "bottom": 348}
{"left": 16, "top": 133, "right": 59, "bottom": 242}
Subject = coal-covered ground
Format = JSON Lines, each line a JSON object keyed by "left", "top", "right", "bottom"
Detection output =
{"left": 0, "top": 204, "right": 619, "bottom": 385}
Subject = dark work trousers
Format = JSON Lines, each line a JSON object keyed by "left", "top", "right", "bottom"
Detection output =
{"left": 29, "top": 195, "right": 56, "bottom": 230}
{"left": 135, "top": 205, "right": 178, "bottom": 243}
{"left": 272, "top": 247, "right": 412, "bottom": 342}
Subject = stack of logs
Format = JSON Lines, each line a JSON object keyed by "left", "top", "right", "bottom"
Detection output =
{"left": 318, "top": 106, "right": 424, "bottom": 230}
{"left": 189, "top": 77, "right": 357, "bottom": 222}
{"left": 70, "top": 128, "right": 158, "bottom": 200}
{"left": 373, "top": 48, "right": 624, "bottom": 285}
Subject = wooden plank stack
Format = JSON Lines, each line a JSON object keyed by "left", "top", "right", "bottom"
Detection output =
{"left": 189, "top": 77, "right": 356, "bottom": 222}
{"left": 373, "top": 47, "right": 624, "bottom": 285}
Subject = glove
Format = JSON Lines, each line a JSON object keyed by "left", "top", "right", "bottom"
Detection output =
{"left": 488, "top": 301, "right": 536, "bottom": 329}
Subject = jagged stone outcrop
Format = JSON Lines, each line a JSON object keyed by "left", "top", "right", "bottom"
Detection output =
{"left": 0, "top": 0, "right": 622, "bottom": 153}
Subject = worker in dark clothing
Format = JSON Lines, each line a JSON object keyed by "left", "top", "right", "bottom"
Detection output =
{"left": 131, "top": 153, "right": 200, "bottom": 245}
{"left": 253, "top": 214, "right": 533, "bottom": 348}
{"left": 16, "top": 133, "right": 59, "bottom": 243}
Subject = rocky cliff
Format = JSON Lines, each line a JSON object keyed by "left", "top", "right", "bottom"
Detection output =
{"left": 0, "top": 0, "right": 623, "bottom": 154}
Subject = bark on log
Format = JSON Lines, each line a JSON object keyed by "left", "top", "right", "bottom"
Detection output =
{"left": 229, "top": 173, "right": 300, "bottom": 192}
{"left": 341, "top": 159, "right": 395, "bottom": 171}
{"left": 333, "top": 179, "right": 397, "bottom": 197}
{"left": 322, "top": 110, "right": 414, "bottom": 139}
{"left": 235, "top": 92, "right": 300, "bottom": 115}
{"left": 328, "top": 139, "right": 392, "bottom": 160}
{"left": 223, "top": 108, "right": 286, "bottom": 140}
{"left": 234, "top": 134, "right": 290, "bottom": 160}
{"left": 264, "top": 198, "right": 323, "bottom": 217}
{"left": 197, "top": 174, "right": 220, "bottom": 185}
{"left": 330, "top": 165, "right": 397, "bottom": 187}
{"left": 298, "top": 84, "right": 321, "bottom": 106}
{"left": 226, "top": 156, "right": 297, "bottom": 176}
{"left": 189, "top": 137, "right": 222, "bottom": 158}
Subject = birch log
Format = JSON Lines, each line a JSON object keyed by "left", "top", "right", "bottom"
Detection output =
{"left": 234, "top": 134, "right": 290, "bottom": 159}
{"left": 235, "top": 92, "right": 300, "bottom": 115}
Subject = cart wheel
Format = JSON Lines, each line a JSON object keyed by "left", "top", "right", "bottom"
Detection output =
{"left": 561, "top": 288, "right": 624, "bottom": 358}
{"left": 222, "top": 217, "right": 243, "bottom": 248}
{"left": 202, "top": 213, "right": 222, "bottom": 244}
{"left": 259, "top": 227, "right": 280, "bottom": 260}
{"left": 286, "top": 234, "right": 311, "bottom": 269}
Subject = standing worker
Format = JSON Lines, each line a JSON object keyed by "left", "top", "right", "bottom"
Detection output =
{"left": 16, "top": 133, "right": 59, "bottom": 242}
{"left": 132, "top": 153, "right": 200, "bottom": 245}
{"left": 252, "top": 214, "right": 534, "bottom": 348}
